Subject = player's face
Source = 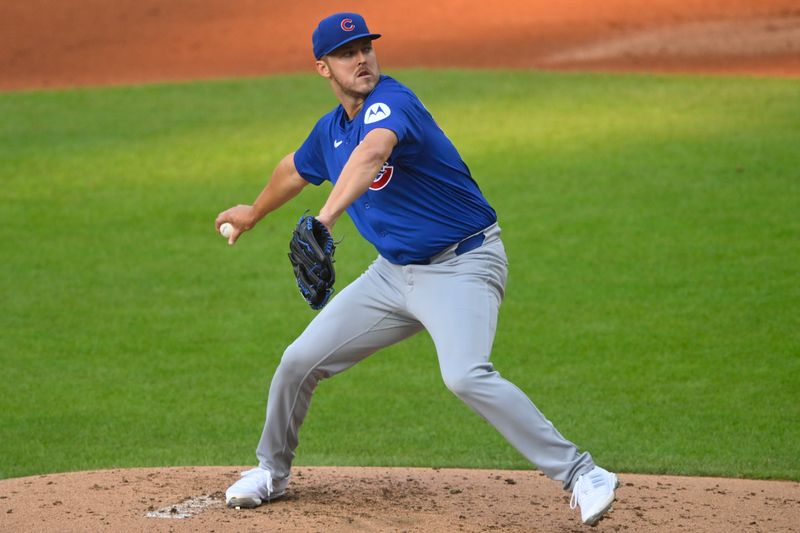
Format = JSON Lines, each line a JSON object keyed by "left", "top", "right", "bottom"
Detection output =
{"left": 317, "top": 38, "right": 380, "bottom": 99}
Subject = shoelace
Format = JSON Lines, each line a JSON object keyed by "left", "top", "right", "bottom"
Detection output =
{"left": 240, "top": 467, "right": 273, "bottom": 496}
{"left": 569, "top": 477, "right": 583, "bottom": 510}
{"left": 569, "top": 470, "right": 606, "bottom": 509}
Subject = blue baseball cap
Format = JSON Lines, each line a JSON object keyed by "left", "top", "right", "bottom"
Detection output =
{"left": 312, "top": 13, "right": 381, "bottom": 60}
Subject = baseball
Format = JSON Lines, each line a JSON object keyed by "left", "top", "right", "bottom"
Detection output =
{"left": 220, "top": 222, "right": 233, "bottom": 238}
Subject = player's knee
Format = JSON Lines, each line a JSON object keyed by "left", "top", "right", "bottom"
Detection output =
{"left": 443, "top": 373, "right": 472, "bottom": 397}
{"left": 442, "top": 364, "right": 494, "bottom": 398}
{"left": 274, "top": 343, "right": 319, "bottom": 384}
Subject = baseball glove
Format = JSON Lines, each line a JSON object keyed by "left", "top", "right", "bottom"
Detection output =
{"left": 288, "top": 213, "right": 336, "bottom": 310}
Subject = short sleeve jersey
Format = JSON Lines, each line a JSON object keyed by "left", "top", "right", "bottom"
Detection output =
{"left": 293, "top": 75, "right": 496, "bottom": 265}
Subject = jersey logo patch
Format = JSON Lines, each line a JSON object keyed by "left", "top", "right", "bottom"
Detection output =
{"left": 364, "top": 103, "right": 391, "bottom": 124}
{"left": 370, "top": 162, "right": 394, "bottom": 191}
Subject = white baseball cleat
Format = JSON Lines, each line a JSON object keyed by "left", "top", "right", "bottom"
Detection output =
{"left": 569, "top": 466, "right": 619, "bottom": 525}
{"left": 225, "top": 467, "right": 288, "bottom": 508}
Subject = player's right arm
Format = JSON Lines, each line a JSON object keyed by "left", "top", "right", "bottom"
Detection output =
{"left": 215, "top": 152, "right": 309, "bottom": 245}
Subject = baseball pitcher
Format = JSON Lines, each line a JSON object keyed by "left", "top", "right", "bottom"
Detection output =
{"left": 215, "top": 12, "right": 619, "bottom": 526}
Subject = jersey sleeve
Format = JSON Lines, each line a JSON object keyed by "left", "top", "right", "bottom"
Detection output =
{"left": 362, "top": 87, "right": 423, "bottom": 149}
{"left": 293, "top": 121, "right": 328, "bottom": 186}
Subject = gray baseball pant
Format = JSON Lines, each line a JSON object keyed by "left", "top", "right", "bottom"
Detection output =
{"left": 255, "top": 224, "right": 594, "bottom": 490}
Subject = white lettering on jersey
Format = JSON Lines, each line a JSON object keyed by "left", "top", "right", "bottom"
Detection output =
{"left": 364, "top": 103, "right": 391, "bottom": 124}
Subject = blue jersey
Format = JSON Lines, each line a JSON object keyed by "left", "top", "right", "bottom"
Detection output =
{"left": 293, "top": 75, "right": 496, "bottom": 265}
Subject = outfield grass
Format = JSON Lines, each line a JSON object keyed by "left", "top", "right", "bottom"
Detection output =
{"left": 1, "top": 70, "right": 798, "bottom": 481}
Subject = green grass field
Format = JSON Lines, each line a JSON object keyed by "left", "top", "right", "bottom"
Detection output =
{"left": 1, "top": 70, "right": 798, "bottom": 481}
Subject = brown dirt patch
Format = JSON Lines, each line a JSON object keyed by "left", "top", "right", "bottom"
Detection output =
{"left": 1, "top": 466, "right": 799, "bottom": 532}
{"left": 1, "top": 0, "right": 799, "bottom": 91}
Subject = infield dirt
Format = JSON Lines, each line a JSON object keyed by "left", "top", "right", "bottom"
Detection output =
{"left": 1, "top": 1, "right": 799, "bottom": 531}
{"left": 2, "top": 466, "right": 800, "bottom": 532}
{"left": 1, "top": 0, "right": 798, "bottom": 91}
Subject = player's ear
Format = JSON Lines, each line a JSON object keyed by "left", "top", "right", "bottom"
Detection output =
{"left": 315, "top": 59, "right": 331, "bottom": 79}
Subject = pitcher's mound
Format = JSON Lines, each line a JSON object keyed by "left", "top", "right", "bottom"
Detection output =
{"left": 1, "top": 466, "right": 798, "bottom": 532}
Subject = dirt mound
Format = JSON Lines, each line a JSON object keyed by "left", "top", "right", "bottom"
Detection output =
{"left": 1, "top": 0, "right": 799, "bottom": 91}
{"left": 1, "top": 466, "right": 798, "bottom": 531}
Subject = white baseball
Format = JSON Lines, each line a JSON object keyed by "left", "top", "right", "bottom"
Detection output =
{"left": 220, "top": 222, "right": 233, "bottom": 238}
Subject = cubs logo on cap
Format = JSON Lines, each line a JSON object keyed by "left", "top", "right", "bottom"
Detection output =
{"left": 312, "top": 12, "right": 381, "bottom": 60}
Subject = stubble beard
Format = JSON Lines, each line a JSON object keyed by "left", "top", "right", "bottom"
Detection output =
{"left": 330, "top": 68, "right": 377, "bottom": 101}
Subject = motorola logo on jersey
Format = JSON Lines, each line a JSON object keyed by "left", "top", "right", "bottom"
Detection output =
{"left": 364, "top": 103, "right": 391, "bottom": 124}
{"left": 370, "top": 162, "right": 394, "bottom": 190}
{"left": 340, "top": 18, "right": 355, "bottom": 31}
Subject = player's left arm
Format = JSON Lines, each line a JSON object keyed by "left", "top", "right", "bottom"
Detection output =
{"left": 317, "top": 127, "right": 397, "bottom": 230}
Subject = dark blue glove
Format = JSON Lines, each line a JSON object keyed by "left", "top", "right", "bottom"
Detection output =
{"left": 288, "top": 214, "right": 336, "bottom": 310}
